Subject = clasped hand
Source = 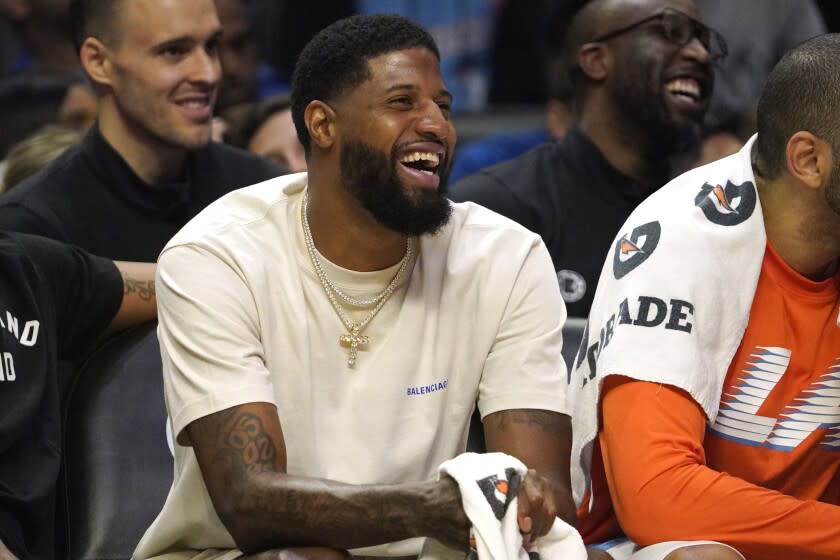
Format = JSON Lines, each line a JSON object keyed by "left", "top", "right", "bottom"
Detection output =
{"left": 431, "top": 469, "right": 559, "bottom": 551}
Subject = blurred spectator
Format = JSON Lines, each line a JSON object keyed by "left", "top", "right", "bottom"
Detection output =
{"left": 0, "top": 69, "right": 95, "bottom": 159}
{"left": 215, "top": 0, "right": 259, "bottom": 111}
{"left": 0, "top": 0, "right": 285, "bottom": 262}
{"left": 214, "top": 0, "right": 285, "bottom": 114}
{"left": 694, "top": 0, "right": 826, "bottom": 164}
{"left": 0, "top": 0, "right": 77, "bottom": 74}
{"left": 224, "top": 94, "right": 306, "bottom": 172}
{"left": 451, "top": 0, "right": 719, "bottom": 317}
{"left": 1, "top": 125, "right": 81, "bottom": 194}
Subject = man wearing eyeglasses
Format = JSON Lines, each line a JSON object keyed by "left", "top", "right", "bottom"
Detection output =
{"left": 450, "top": 0, "right": 723, "bottom": 319}
{"left": 572, "top": 33, "right": 840, "bottom": 560}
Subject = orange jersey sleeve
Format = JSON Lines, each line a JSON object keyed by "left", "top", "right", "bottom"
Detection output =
{"left": 599, "top": 375, "right": 840, "bottom": 560}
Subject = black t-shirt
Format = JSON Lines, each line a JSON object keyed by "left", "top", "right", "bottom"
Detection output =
{"left": 0, "top": 123, "right": 285, "bottom": 261}
{"left": 0, "top": 232, "right": 122, "bottom": 559}
{"left": 449, "top": 127, "right": 659, "bottom": 318}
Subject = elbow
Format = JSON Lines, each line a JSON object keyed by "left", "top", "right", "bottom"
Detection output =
{"left": 610, "top": 480, "right": 690, "bottom": 546}
{"left": 213, "top": 484, "right": 276, "bottom": 554}
{"left": 613, "top": 498, "right": 671, "bottom": 546}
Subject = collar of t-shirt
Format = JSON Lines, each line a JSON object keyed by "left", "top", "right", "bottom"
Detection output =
{"left": 82, "top": 122, "right": 194, "bottom": 215}
{"left": 764, "top": 240, "right": 840, "bottom": 302}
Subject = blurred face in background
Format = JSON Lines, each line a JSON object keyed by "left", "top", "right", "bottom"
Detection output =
{"left": 247, "top": 108, "right": 306, "bottom": 172}
{"left": 57, "top": 82, "right": 98, "bottom": 130}
{"left": 599, "top": 0, "right": 716, "bottom": 153}
{"left": 215, "top": 0, "right": 259, "bottom": 112}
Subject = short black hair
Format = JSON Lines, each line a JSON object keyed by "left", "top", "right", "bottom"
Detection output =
{"left": 754, "top": 33, "right": 840, "bottom": 179}
{"left": 68, "top": 0, "right": 122, "bottom": 52}
{"left": 290, "top": 13, "right": 440, "bottom": 153}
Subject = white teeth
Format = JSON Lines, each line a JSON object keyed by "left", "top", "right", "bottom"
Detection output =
{"left": 400, "top": 152, "right": 440, "bottom": 166}
{"left": 667, "top": 79, "right": 700, "bottom": 99}
{"left": 180, "top": 100, "right": 206, "bottom": 108}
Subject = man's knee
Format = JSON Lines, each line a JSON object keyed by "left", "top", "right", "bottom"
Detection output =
{"left": 663, "top": 544, "right": 742, "bottom": 560}
{"left": 240, "top": 547, "right": 351, "bottom": 560}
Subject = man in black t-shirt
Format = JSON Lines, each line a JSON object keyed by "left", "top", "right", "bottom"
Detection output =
{"left": 451, "top": 0, "right": 721, "bottom": 317}
{"left": 0, "top": 0, "right": 285, "bottom": 262}
{"left": 0, "top": 232, "right": 156, "bottom": 560}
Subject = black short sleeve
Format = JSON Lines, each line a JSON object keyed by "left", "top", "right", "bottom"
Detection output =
{"left": 17, "top": 233, "right": 123, "bottom": 357}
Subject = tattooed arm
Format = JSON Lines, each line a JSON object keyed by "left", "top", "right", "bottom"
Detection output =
{"left": 483, "top": 409, "right": 576, "bottom": 535}
{"left": 104, "top": 261, "right": 157, "bottom": 335}
{"left": 186, "top": 402, "right": 470, "bottom": 554}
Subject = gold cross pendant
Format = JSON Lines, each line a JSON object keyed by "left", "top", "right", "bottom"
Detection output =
{"left": 339, "top": 324, "right": 369, "bottom": 367}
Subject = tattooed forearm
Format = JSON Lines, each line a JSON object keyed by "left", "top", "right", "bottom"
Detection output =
{"left": 187, "top": 404, "right": 465, "bottom": 552}
{"left": 123, "top": 276, "right": 155, "bottom": 301}
{"left": 188, "top": 406, "right": 278, "bottom": 478}
{"left": 489, "top": 409, "right": 566, "bottom": 435}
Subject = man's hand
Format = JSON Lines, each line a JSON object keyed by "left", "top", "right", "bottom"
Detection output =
{"left": 516, "top": 468, "right": 558, "bottom": 547}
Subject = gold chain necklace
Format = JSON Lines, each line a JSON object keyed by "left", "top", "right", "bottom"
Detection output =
{"left": 301, "top": 190, "right": 413, "bottom": 367}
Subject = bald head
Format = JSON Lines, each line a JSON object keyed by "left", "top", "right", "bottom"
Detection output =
{"left": 566, "top": 0, "right": 699, "bottom": 59}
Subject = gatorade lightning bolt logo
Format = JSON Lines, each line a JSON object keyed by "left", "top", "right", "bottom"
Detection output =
{"left": 613, "top": 221, "right": 661, "bottom": 279}
{"left": 476, "top": 468, "right": 522, "bottom": 520}
{"left": 695, "top": 180, "right": 757, "bottom": 226}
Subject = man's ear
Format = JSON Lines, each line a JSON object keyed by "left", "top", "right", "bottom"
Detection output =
{"left": 576, "top": 43, "right": 609, "bottom": 82}
{"left": 786, "top": 131, "right": 831, "bottom": 190}
{"left": 79, "top": 37, "right": 112, "bottom": 88}
{"left": 305, "top": 100, "right": 337, "bottom": 150}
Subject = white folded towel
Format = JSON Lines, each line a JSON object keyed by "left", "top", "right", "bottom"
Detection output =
{"left": 420, "top": 452, "right": 586, "bottom": 560}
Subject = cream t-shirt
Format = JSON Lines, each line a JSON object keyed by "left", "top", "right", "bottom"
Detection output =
{"left": 134, "top": 173, "right": 568, "bottom": 560}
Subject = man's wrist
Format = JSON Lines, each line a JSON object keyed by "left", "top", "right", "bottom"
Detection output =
{"left": 412, "top": 478, "right": 470, "bottom": 550}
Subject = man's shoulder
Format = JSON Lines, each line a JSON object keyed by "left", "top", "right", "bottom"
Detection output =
{"left": 162, "top": 172, "right": 305, "bottom": 253}
{"left": 629, "top": 145, "right": 758, "bottom": 229}
{"left": 0, "top": 143, "right": 84, "bottom": 205}
{"left": 444, "top": 201, "right": 544, "bottom": 252}
{"left": 0, "top": 145, "right": 86, "bottom": 237}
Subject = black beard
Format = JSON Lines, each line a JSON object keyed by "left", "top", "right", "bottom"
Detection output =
{"left": 609, "top": 64, "right": 704, "bottom": 166}
{"left": 339, "top": 139, "right": 452, "bottom": 236}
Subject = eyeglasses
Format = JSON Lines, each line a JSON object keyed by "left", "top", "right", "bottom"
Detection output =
{"left": 590, "top": 9, "right": 728, "bottom": 62}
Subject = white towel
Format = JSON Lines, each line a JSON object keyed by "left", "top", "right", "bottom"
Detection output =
{"left": 568, "top": 136, "right": 782, "bottom": 508}
{"left": 420, "top": 452, "right": 586, "bottom": 560}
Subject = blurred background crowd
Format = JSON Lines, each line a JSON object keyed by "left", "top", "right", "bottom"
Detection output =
{"left": 1, "top": 0, "right": 838, "bottom": 191}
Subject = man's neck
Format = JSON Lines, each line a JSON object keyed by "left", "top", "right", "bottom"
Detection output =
{"left": 304, "top": 172, "right": 409, "bottom": 272}
{"left": 757, "top": 174, "right": 840, "bottom": 281}
{"left": 98, "top": 104, "right": 187, "bottom": 185}
{"left": 578, "top": 108, "right": 667, "bottom": 187}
